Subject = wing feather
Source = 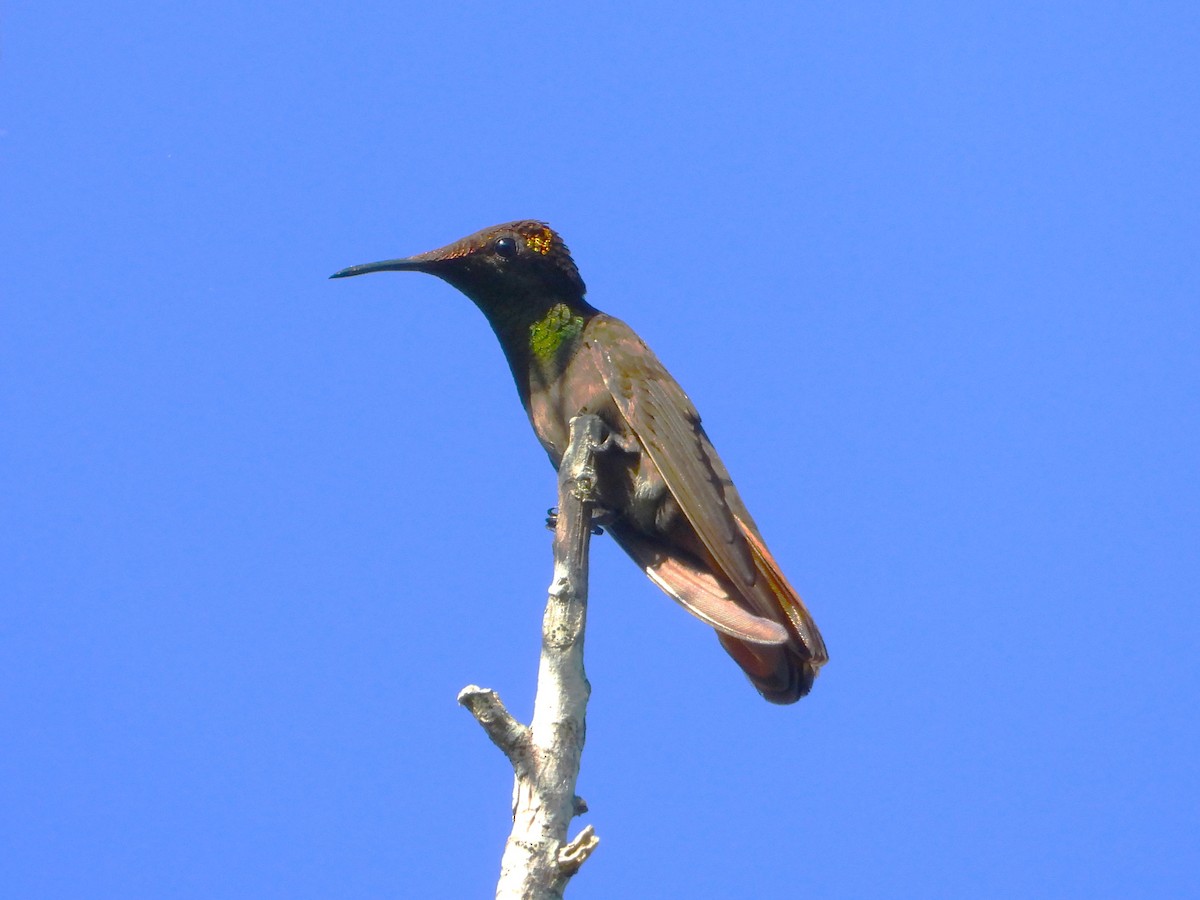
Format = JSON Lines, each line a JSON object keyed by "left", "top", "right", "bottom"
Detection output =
{"left": 734, "top": 516, "right": 828, "bottom": 664}
{"left": 607, "top": 524, "right": 787, "bottom": 644}
{"left": 585, "top": 316, "right": 762, "bottom": 604}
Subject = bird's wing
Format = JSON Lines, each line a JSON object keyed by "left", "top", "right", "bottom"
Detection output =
{"left": 584, "top": 316, "right": 769, "bottom": 611}
{"left": 606, "top": 523, "right": 787, "bottom": 644}
{"left": 734, "top": 515, "right": 828, "bottom": 663}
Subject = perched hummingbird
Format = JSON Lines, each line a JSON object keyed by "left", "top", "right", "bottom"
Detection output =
{"left": 331, "top": 221, "right": 827, "bottom": 703}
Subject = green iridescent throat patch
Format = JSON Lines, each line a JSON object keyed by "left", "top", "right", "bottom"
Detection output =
{"left": 529, "top": 303, "right": 584, "bottom": 362}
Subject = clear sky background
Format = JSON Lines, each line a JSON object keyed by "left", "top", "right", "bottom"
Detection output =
{"left": 3, "top": 3, "right": 1197, "bottom": 898}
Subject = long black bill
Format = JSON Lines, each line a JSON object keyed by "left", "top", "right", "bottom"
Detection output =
{"left": 329, "top": 257, "right": 431, "bottom": 279}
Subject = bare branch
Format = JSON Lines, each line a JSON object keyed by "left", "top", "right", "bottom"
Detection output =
{"left": 457, "top": 685, "right": 532, "bottom": 773}
{"left": 558, "top": 824, "right": 600, "bottom": 875}
{"left": 459, "top": 415, "right": 605, "bottom": 899}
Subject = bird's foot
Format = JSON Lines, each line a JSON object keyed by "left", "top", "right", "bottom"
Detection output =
{"left": 590, "top": 507, "right": 616, "bottom": 534}
{"left": 597, "top": 430, "right": 639, "bottom": 455}
{"left": 546, "top": 506, "right": 612, "bottom": 536}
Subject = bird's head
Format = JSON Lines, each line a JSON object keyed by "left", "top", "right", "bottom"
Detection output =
{"left": 331, "top": 221, "right": 587, "bottom": 310}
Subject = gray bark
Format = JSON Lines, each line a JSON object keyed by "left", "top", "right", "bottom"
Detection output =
{"left": 459, "top": 414, "right": 604, "bottom": 899}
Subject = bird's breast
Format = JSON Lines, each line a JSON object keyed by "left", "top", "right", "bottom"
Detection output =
{"left": 524, "top": 348, "right": 681, "bottom": 542}
{"left": 526, "top": 348, "right": 621, "bottom": 466}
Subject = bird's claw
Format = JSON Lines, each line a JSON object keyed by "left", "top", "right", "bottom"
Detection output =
{"left": 546, "top": 506, "right": 612, "bottom": 536}
{"left": 590, "top": 506, "right": 615, "bottom": 535}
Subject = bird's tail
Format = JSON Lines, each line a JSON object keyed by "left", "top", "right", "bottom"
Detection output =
{"left": 716, "top": 634, "right": 819, "bottom": 703}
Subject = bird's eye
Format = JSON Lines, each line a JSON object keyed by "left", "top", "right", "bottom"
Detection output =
{"left": 494, "top": 237, "right": 518, "bottom": 259}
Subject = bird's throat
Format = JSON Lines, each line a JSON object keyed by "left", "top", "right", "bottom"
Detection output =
{"left": 528, "top": 302, "right": 585, "bottom": 365}
{"left": 469, "top": 292, "right": 595, "bottom": 414}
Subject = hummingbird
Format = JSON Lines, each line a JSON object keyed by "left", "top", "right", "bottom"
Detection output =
{"left": 331, "top": 221, "right": 827, "bottom": 703}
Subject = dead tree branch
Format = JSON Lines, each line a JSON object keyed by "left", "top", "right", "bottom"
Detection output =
{"left": 458, "top": 414, "right": 604, "bottom": 899}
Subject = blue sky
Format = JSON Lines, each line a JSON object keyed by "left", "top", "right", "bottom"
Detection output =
{"left": 3, "top": 3, "right": 1197, "bottom": 897}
